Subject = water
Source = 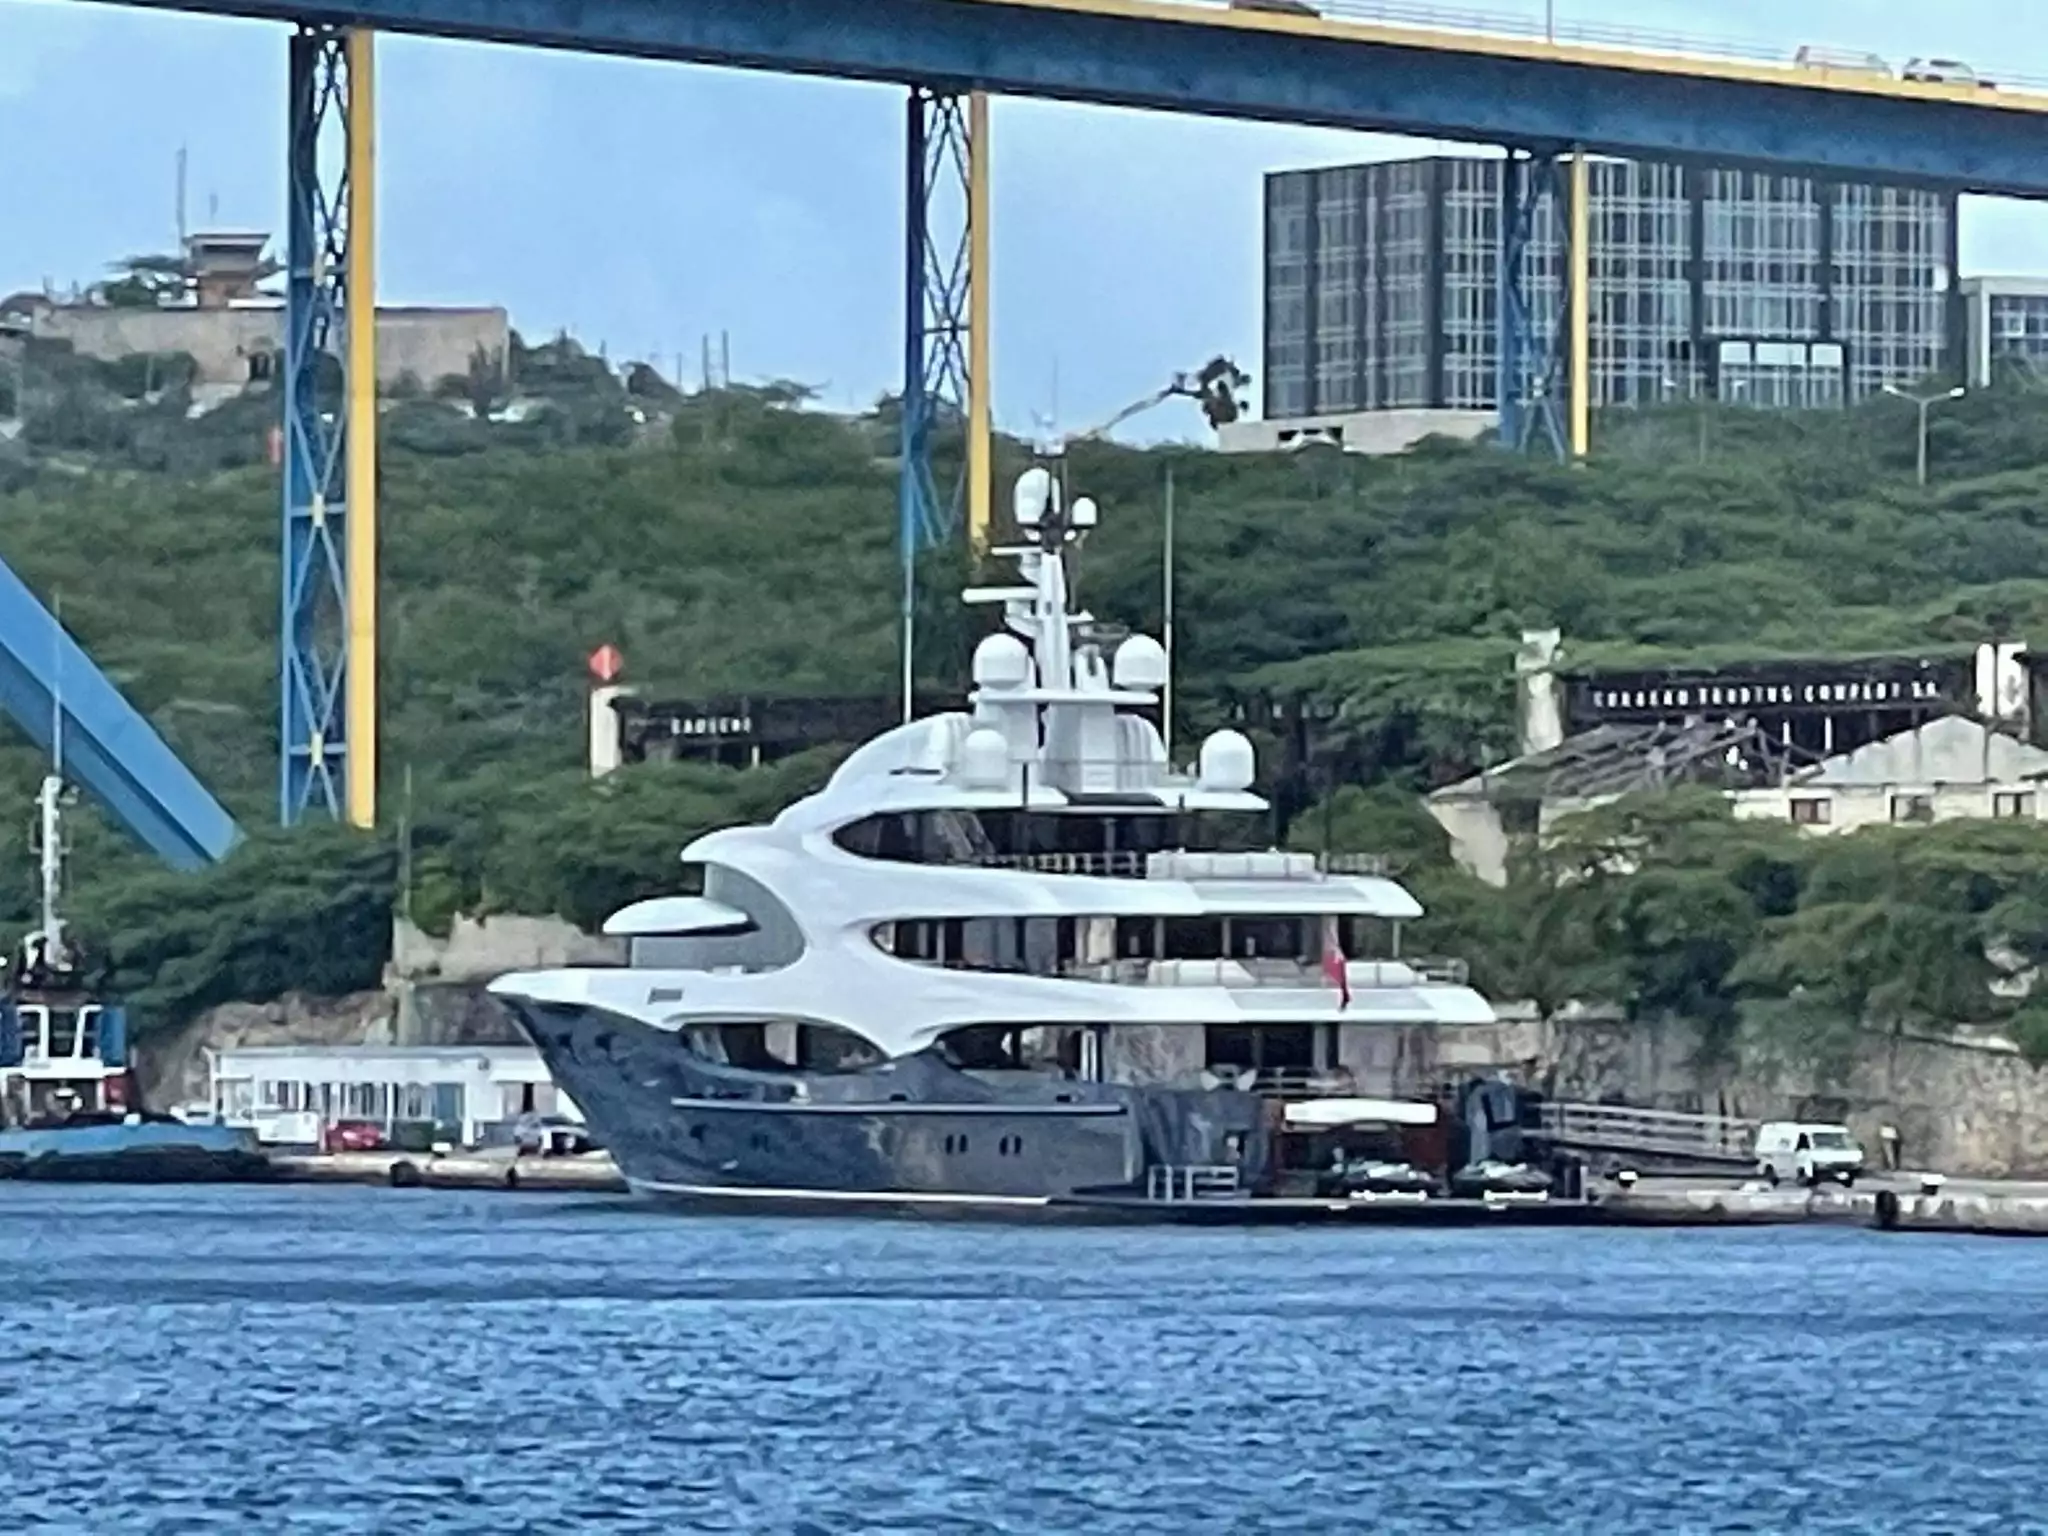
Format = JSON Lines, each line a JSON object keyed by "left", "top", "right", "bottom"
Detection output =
{"left": 1, "top": 1185, "right": 2044, "bottom": 1534}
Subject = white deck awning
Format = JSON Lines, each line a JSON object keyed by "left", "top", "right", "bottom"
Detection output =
{"left": 602, "top": 896, "right": 754, "bottom": 938}
{"left": 1284, "top": 1097, "right": 1439, "bottom": 1129}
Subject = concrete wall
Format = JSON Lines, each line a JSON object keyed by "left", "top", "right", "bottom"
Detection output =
{"left": 1419, "top": 1010, "right": 2048, "bottom": 1177}
{"left": 1218, "top": 407, "right": 1494, "bottom": 456}
{"left": 1735, "top": 782, "right": 2042, "bottom": 833}
{"left": 25, "top": 304, "right": 508, "bottom": 390}
{"left": 390, "top": 914, "right": 622, "bottom": 985}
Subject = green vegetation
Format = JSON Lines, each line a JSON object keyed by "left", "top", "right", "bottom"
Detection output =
{"left": 10, "top": 333, "right": 2048, "bottom": 1057}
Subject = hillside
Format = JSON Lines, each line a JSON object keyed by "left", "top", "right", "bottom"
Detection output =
{"left": 11, "top": 339, "right": 2048, "bottom": 1053}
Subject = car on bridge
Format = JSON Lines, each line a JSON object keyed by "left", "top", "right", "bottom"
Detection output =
{"left": 1904, "top": 57, "right": 1996, "bottom": 89}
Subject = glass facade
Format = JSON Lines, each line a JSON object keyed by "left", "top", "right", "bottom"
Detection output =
{"left": 1262, "top": 154, "right": 1959, "bottom": 421}
{"left": 1981, "top": 289, "right": 2048, "bottom": 383}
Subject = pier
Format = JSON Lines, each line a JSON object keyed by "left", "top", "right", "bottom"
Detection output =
{"left": 250, "top": 1149, "right": 2048, "bottom": 1235}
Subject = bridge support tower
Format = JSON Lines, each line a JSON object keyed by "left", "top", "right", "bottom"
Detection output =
{"left": 282, "top": 26, "right": 378, "bottom": 828}
{"left": 1496, "top": 146, "right": 1590, "bottom": 460}
{"left": 898, "top": 86, "right": 991, "bottom": 717}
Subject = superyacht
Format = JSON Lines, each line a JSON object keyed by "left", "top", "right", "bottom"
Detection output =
{"left": 490, "top": 466, "right": 1496, "bottom": 1214}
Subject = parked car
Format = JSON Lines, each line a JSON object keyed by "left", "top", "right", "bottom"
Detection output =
{"left": 325, "top": 1120, "right": 385, "bottom": 1152}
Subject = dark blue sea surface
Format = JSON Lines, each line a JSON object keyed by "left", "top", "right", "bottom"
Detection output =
{"left": 1, "top": 1184, "right": 2044, "bottom": 1533}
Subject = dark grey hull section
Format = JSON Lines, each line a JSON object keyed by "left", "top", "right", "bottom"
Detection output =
{"left": 501, "top": 1000, "right": 1267, "bottom": 1209}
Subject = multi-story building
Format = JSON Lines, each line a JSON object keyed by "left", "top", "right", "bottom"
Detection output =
{"left": 1245, "top": 154, "right": 1961, "bottom": 450}
{"left": 1962, "top": 276, "right": 2048, "bottom": 386}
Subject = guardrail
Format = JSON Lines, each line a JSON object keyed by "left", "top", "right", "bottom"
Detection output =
{"left": 967, "top": 849, "right": 1390, "bottom": 878}
{"left": 1146, "top": 1163, "right": 1244, "bottom": 1200}
{"left": 1245, "top": 1067, "right": 1359, "bottom": 1099}
{"left": 1183, "top": 1, "right": 2048, "bottom": 96}
{"left": 1533, "top": 1101, "right": 1756, "bottom": 1161}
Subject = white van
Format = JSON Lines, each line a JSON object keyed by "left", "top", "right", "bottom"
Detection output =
{"left": 1755, "top": 1122, "right": 1864, "bottom": 1187}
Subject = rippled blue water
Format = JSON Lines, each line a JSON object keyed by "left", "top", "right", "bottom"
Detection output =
{"left": 2, "top": 1185, "right": 2045, "bottom": 1533}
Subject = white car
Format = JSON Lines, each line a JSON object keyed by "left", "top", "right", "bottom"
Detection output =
{"left": 1755, "top": 1121, "right": 1864, "bottom": 1187}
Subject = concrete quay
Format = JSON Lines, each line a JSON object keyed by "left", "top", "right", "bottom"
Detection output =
{"left": 270, "top": 1148, "right": 628, "bottom": 1193}
{"left": 256, "top": 1157, "right": 2048, "bottom": 1233}
{"left": 1599, "top": 1173, "right": 2048, "bottom": 1235}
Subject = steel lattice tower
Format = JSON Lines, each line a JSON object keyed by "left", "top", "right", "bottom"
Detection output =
{"left": 281, "top": 27, "right": 378, "bottom": 827}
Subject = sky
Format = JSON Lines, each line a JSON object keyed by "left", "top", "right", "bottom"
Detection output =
{"left": 3, "top": 0, "right": 2044, "bottom": 440}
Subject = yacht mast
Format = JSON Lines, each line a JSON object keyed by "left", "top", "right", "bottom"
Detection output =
{"left": 36, "top": 594, "right": 68, "bottom": 970}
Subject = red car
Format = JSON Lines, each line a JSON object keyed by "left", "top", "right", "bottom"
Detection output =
{"left": 325, "top": 1120, "right": 385, "bottom": 1152}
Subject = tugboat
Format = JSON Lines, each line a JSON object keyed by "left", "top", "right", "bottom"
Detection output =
{"left": 0, "top": 775, "right": 267, "bottom": 1181}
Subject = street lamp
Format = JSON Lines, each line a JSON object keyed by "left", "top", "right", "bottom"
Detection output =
{"left": 1883, "top": 382, "right": 1967, "bottom": 488}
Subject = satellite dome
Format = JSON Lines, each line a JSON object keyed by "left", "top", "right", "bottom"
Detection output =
{"left": 959, "top": 727, "right": 1010, "bottom": 790}
{"left": 1112, "top": 634, "right": 1168, "bottom": 690}
{"left": 971, "top": 633, "right": 1032, "bottom": 690}
{"left": 1196, "top": 729, "right": 1256, "bottom": 792}
{"left": 1012, "top": 467, "right": 1055, "bottom": 528}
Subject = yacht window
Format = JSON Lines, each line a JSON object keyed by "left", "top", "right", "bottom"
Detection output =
{"left": 1230, "top": 917, "right": 1307, "bottom": 961}
{"left": 45, "top": 1009, "right": 81, "bottom": 1058}
{"left": 939, "top": 1023, "right": 1081, "bottom": 1074}
{"left": 798, "top": 1026, "right": 884, "bottom": 1072}
{"left": 682, "top": 1021, "right": 882, "bottom": 1073}
{"left": 959, "top": 919, "right": 1005, "bottom": 972}
{"left": 1205, "top": 1023, "right": 1316, "bottom": 1074}
{"left": 1162, "top": 918, "right": 1225, "bottom": 961}
{"left": 1116, "top": 917, "right": 1159, "bottom": 960}
{"left": 836, "top": 808, "right": 1274, "bottom": 866}
{"left": 1340, "top": 916, "right": 1398, "bottom": 960}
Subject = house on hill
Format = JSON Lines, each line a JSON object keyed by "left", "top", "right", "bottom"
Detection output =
{"left": 1428, "top": 634, "right": 2048, "bottom": 885}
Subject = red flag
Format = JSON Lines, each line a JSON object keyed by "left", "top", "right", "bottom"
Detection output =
{"left": 1322, "top": 942, "right": 1351, "bottom": 1011}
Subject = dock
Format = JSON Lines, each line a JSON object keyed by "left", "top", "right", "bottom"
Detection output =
{"left": 269, "top": 1149, "right": 628, "bottom": 1193}
{"left": 249, "top": 1153, "right": 2048, "bottom": 1235}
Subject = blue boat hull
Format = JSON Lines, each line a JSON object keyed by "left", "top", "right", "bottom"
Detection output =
{"left": 0, "top": 1121, "right": 271, "bottom": 1182}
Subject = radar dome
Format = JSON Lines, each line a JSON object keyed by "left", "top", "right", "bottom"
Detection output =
{"left": 959, "top": 727, "right": 1010, "bottom": 790}
{"left": 1070, "top": 495, "right": 1099, "bottom": 529}
{"left": 1196, "top": 729, "right": 1256, "bottom": 792}
{"left": 1112, "top": 634, "right": 1168, "bottom": 690}
{"left": 1012, "top": 467, "right": 1055, "bottom": 528}
{"left": 972, "top": 633, "right": 1032, "bottom": 690}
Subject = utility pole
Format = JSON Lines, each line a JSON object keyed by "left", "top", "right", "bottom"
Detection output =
{"left": 1883, "top": 382, "right": 1966, "bottom": 487}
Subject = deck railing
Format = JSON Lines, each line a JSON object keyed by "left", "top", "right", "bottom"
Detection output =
{"left": 1533, "top": 1101, "right": 1757, "bottom": 1161}
{"left": 1244, "top": 1066, "right": 1359, "bottom": 1100}
{"left": 1145, "top": 1164, "right": 1243, "bottom": 1201}
{"left": 968, "top": 849, "right": 1391, "bottom": 879}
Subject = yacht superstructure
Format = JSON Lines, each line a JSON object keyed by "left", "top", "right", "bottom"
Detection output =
{"left": 489, "top": 466, "right": 1495, "bottom": 1212}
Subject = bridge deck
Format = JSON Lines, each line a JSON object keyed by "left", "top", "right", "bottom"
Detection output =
{"left": 95, "top": 0, "right": 2048, "bottom": 197}
{"left": 993, "top": 0, "right": 2048, "bottom": 112}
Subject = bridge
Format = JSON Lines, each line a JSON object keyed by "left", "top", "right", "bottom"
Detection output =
{"left": 6, "top": 0, "right": 2045, "bottom": 855}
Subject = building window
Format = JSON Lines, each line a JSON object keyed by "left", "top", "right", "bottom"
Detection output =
{"left": 1995, "top": 791, "right": 2036, "bottom": 820}
{"left": 1789, "top": 797, "right": 1832, "bottom": 826}
{"left": 1891, "top": 794, "right": 1936, "bottom": 824}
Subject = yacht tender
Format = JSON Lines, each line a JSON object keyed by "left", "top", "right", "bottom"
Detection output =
{"left": 489, "top": 466, "right": 1495, "bottom": 1213}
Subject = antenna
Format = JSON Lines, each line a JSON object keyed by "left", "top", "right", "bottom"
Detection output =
{"left": 39, "top": 593, "right": 67, "bottom": 969}
{"left": 1163, "top": 464, "right": 1177, "bottom": 765}
{"left": 50, "top": 590, "right": 62, "bottom": 781}
{"left": 176, "top": 146, "right": 189, "bottom": 249}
